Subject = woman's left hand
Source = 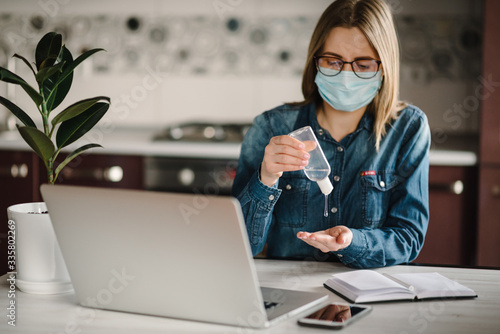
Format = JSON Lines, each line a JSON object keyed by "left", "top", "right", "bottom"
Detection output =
{"left": 297, "top": 226, "right": 353, "bottom": 253}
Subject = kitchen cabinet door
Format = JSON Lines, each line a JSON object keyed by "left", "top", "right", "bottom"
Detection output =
{"left": 0, "top": 150, "right": 41, "bottom": 275}
{"left": 0, "top": 151, "right": 144, "bottom": 275}
{"left": 480, "top": 0, "right": 500, "bottom": 164}
{"left": 414, "top": 166, "right": 477, "bottom": 266}
{"left": 475, "top": 0, "right": 500, "bottom": 267}
{"left": 47, "top": 154, "right": 144, "bottom": 190}
{"left": 476, "top": 167, "right": 500, "bottom": 267}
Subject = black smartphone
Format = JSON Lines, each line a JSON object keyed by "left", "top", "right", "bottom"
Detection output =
{"left": 298, "top": 303, "right": 372, "bottom": 329}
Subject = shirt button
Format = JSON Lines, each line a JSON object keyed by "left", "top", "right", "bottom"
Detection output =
{"left": 337, "top": 254, "right": 343, "bottom": 258}
{"left": 333, "top": 175, "right": 340, "bottom": 182}
{"left": 337, "top": 146, "right": 344, "bottom": 152}
{"left": 318, "top": 129, "right": 324, "bottom": 135}
{"left": 268, "top": 195, "right": 275, "bottom": 201}
{"left": 380, "top": 181, "right": 385, "bottom": 188}
{"left": 285, "top": 184, "right": 292, "bottom": 190}
{"left": 331, "top": 207, "right": 338, "bottom": 213}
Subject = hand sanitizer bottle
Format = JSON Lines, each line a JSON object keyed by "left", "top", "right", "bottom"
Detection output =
{"left": 289, "top": 126, "right": 333, "bottom": 216}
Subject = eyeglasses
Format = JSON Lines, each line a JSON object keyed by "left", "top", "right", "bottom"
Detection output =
{"left": 314, "top": 56, "right": 382, "bottom": 79}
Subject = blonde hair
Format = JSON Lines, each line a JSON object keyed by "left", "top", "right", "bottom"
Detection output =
{"left": 293, "top": 0, "right": 405, "bottom": 150}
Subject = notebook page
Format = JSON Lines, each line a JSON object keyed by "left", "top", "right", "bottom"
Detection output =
{"left": 390, "top": 272, "right": 476, "bottom": 299}
{"left": 335, "top": 270, "right": 410, "bottom": 292}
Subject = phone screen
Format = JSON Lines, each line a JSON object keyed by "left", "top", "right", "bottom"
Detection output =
{"left": 298, "top": 304, "right": 371, "bottom": 328}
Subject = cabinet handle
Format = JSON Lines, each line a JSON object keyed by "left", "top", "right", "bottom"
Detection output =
{"left": 492, "top": 185, "right": 500, "bottom": 198}
{"left": 104, "top": 166, "right": 124, "bottom": 182}
{"left": 0, "top": 163, "right": 29, "bottom": 178}
{"left": 61, "top": 166, "right": 123, "bottom": 183}
{"left": 429, "top": 180, "right": 464, "bottom": 195}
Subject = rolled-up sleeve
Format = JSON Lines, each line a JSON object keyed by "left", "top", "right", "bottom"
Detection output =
{"left": 231, "top": 113, "right": 281, "bottom": 256}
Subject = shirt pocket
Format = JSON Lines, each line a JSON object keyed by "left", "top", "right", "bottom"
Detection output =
{"left": 275, "top": 174, "right": 310, "bottom": 227}
{"left": 360, "top": 171, "right": 401, "bottom": 227}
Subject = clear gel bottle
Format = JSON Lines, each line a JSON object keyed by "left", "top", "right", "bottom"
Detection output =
{"left": 289, "top": 126, "right": 333, "bottom": 216}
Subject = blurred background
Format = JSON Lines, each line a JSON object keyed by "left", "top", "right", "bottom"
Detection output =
{"left": 0, "top": 0, "right": 483, "bottom": 135}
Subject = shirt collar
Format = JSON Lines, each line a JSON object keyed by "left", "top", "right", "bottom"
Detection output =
{"left": 307, "top": 103, "right": 374, "bottom": 138}
{"left": 359, "top": 110, "right": 375, "bottom": 132}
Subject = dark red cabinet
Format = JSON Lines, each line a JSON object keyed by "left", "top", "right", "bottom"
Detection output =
{"left": 50, "top": 154, "right": 144, "bottom": 190}
{"left": 0, "top": 150, "right": 144, "bottom": 275}
{"left": 477, "top": 167, "right": 500, "bottom": 266}
{"left": 415, "top": 166, "right": 477, "bottom": 266}
{"left": 476, "top": 0, "right": 500, "bottom": 267}
{"left": 0, "top": 151, "right": 41, "bottom": 274}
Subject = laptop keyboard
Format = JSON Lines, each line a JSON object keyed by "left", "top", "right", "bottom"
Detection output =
{"left": 264, "top": 301, "right": 280, "bottom": 310}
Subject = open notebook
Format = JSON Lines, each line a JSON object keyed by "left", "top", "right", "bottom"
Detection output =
{"left": 324, "top": 270, "right": 477, "bottom": 304}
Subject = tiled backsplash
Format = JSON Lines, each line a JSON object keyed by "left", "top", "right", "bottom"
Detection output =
{"left": 0, "top": 14, "right": 315, "bottom": 76}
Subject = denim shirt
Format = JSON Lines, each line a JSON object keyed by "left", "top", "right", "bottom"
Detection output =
{"left": 231, "top": 103, "right": 430, "bottom": 269}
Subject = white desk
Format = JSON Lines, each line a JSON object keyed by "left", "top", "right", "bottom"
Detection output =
{"left": 1, "top": 259, "right": 499, "bottom": 334}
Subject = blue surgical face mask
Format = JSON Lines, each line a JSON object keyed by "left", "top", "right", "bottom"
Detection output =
{"left": 315, "top": 69, "right": 383, "bottom": 112}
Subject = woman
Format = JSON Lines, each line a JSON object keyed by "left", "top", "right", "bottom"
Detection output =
{"left": 231, "top": 0, "right": 430, "bottom": 268}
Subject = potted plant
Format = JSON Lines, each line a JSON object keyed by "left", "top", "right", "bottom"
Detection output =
{"left": 1, "top": 32, "right": 110, "bottom": 294}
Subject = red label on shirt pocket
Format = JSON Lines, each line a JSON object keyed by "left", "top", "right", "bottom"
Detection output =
{"left": 360, "top": 170, "right": 376, "bottom": 176}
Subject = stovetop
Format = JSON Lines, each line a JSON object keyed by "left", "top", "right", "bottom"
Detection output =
{"left": 153, "top": 122, "right": 252, "bottom": 143}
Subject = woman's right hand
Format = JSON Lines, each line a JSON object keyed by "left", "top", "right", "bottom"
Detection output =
{"left": 260, "top": 135, "right": 310, "bottom": 187}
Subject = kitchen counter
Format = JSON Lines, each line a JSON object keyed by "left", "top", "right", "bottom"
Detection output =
{"left": 0, "top": 127, "right": 477, "bottom": 166}
{"left": 0, "top": 127, "right": 240, "bottom": 160}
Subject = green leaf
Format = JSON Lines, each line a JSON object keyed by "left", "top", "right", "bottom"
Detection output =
{"left": 35, "top": 32, "right": 62, "bottom": 70}
{"left": 54, "top": 143, "right": 102, "bottom": 178}
{"left": 51, "top": 96, "right": 110, "bottom": 126}
{"left": 49, "top": 48, "right": 104, "bottom": 97}
{"left": 0, "top": 67, "right": 43, "bottom": 106}
{"left": 0, "top": 96, "right": 37, "bottom": 128}
{"left": 44, "top": 46, "right": 73, "bottom": 112}
{"left": 12, "top": 53, "right": 36, "bottom": 77}
{"left": 56, "top": 102, "right": 110, "bottom": 148}
{"left": 36, "top": 61, "right": 65, "bottom": 84}
{"left": 39, "top": 56, "right": 58, "bottom": 70}
{"left": 17, "top": 126, "right": 55, "bottom": 162}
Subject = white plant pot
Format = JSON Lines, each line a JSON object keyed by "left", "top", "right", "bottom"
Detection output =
{"left": 7, "top": 202, "right": 73, "bottom": 294}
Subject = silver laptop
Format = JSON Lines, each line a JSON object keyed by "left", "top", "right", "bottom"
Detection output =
{"left": 41, "top": 184, "right": 328, "bottom": 328}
